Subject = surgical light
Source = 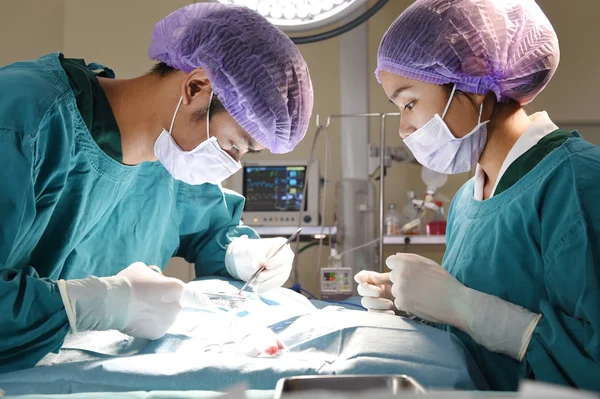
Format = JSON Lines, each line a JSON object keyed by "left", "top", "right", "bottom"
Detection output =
{"left": 216, "top": 0, "right": 369, "bottom": 32}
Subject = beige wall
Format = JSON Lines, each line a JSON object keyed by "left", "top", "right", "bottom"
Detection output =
{"left": 62, "top": 0, "right": 194, "bottom": 78}
{"left": 531, "top": 0, "right": 600, "bottom": 122}
{"left": 1, "top": 0, "right": 598, "bottom": 293}
{"left": 0, "top": 0, "right": 65, "bottom": 65}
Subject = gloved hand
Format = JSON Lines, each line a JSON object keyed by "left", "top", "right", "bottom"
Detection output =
{"left": 354, "top": 271, "right": 397, "bottom": 315}
{"left": 225, "top": 236, "right": 293, "bottom": 293}
{"left": 58, "top": 262, "right": 207, "bottom": 340}
{"left": 386, "top": 253, "right": 542, "bottom": 361}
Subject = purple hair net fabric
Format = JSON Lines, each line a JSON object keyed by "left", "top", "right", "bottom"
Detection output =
{"left": 149, "top": 3, "right": 313, "bottom": 154}
{"left": 375, "top": 0, "right": 560, "bottom": 105}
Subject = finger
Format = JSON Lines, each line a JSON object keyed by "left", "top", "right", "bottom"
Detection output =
{"left": 263, "top": 245, "right": 294, "bottom": 270}
{"left": 389, "top": 269, "right": 398, "bottom": 284}
{"left": 262, "top": 238, "right": 288, "bottom": 260}
{"left": 260, "top": 269, "right": 290, "bottom": 287}
{"left": 357, "top": 282, "right": 383, "bottom": 297}
{"left": 147, "top": 265, "right": 163, "bottom": 275}
{"left": 354, "top": 270, "right": 372, "bottom": 284}
{"left": 118, "top": 261, "right": 148, "bottom": 277}
{"left": 368, "top": 309, "right": 396, "bottom": 316}
{"left": 159, "top": 280, "right": 185, "bottom": 303}
{"left": 180, "top": 286, "right": 211, "bottom": 307}
{"left": 362, "top": 296, "right": 394, "bottom": 311}
{"left": 254, "top": 267, "right": 288, "bottom": 283}
{"left": 255, "top": 268, "right": 291, "bottom": 293}
{"left": 386, "top": 254, "right": 406, "bottom": 271}
{"left": 370, "top": 272, "right": 392, "bottom": 285}
{"left": 394, "top": 298, "right": 409, "bottom": 315}
{"left": 354, "top": 271, "right": 391, "bottom": 285}
{"left": 164, "top": 276, "right": 186, "bottom": 290}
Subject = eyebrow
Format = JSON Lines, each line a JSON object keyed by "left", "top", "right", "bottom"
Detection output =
{"left": 390, "top": 85, "right": 413, "bottom": 100}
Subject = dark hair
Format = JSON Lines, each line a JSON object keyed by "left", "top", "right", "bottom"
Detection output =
{"left": 189, "top": 93, "right": 228, "bottom": 124}
{"left": 150, "top": 62, "right": 176, "bottom": 76}
{"left": 442, "top": 83, "right": 520, "bottom": 130}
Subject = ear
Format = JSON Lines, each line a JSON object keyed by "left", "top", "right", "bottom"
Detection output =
{"left": 481, "top": 92, "right": 497, "bottom": 121}
{"left": 181, "top": 68, "right": 212, "bottom": 106}
{"left": 459, "top": 92, "right": 487, "bottom": 116}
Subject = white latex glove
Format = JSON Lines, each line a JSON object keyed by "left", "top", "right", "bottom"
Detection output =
{"left": 354, "top": 271, "right": 397, "bottom": 315}
{"left": 387, "top": 253, "right": 542, "bottom": 361}
{"left": 58, "top": 262, "right": 208, "bottom": 340}
{"left": 225, "top": 236, "right": 293, "bottom": 293}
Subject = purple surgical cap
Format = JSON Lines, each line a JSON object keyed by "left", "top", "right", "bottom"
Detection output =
{"left": 149, "top": 3, "right": 313, "bottom": 154}
{"left": 375, "top": 0, "right": 560, "bottom": 105}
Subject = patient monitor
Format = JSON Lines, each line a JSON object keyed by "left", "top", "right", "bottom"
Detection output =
{"left": 230, "top": 160, "right": 319, "bottom": 227}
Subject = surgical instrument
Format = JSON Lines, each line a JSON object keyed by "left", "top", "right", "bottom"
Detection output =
{"left": 238, "top": 228, "right": 302, "bottom": 294}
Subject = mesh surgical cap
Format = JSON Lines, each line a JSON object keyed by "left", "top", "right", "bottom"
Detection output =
{"left": 375, "top": 0, "right": 560, "bottom": 105}
{"left": 149, "top": 3, "right": 313, "bottom": 154}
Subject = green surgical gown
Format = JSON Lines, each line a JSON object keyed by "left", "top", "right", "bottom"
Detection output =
{"left": 441, "top": 131, "right": 600, "bottom": 390}
{"left": 59, "top": 56, "right": 123, "bottom": 162}
{"left": 0, "top": 53, "right": 257, "bottom": 372}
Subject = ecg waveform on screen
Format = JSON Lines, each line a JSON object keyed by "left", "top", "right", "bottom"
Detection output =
{"left": 246, "top": 193, "right": 277, "bottom": 201}
{"left": 244, "top": 166, "right": 306, "bottom": 212}
{"left": 245, "top": 181, "right": 277, "bottom": 189}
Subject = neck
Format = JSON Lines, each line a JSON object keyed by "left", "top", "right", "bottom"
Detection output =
{"left": 98, "top": 74, "right": 180, "bottom": 165}
{"left": 478, "top": 107, "right": 532, "bottom": 197}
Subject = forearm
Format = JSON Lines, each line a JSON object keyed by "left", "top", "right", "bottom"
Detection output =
{"left": 0, "top": 267, "right": 70, "bottom": 372}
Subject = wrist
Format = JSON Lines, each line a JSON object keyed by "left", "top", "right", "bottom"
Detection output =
{"left": 225, "top": 236, "right": 256, "bottom": 281}
{"left": 59, "top": 276, "right": 132, "bottom": 333}
{"left": 460, "top": 287, "right": 541, "bottom": 360}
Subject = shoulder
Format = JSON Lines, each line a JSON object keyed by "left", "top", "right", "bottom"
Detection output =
{"left": 0, "top": 53, "right": 73, "bottom": 136}
{"left": 560, "top": 137, "right": 600, "bottom": 181}
{"left": 558, "top": 138, "right": 600, "bottom": 218}
{"left": 529, "top": 137, "right": 600, "bottom": 248}
{"left": 538, "top": 137, "right": 600, "bottom": 206}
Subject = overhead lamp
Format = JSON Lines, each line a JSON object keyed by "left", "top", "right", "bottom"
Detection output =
{"left": 217, "top": 0, "right": 369, "bottom": 33}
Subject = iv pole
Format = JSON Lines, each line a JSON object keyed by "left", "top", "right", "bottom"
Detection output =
{"left": 314, "top": 112, "right": 400, "bottom": 273}
{"left": 379, "top": 113, "right": 400, "bottom": 271}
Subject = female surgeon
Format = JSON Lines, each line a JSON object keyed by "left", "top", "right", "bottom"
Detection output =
{"left": 355, "top": 0, "right": 600, "bottom": 391}
{"left": 0, "top": 3, "right": 312, "bottom": 372}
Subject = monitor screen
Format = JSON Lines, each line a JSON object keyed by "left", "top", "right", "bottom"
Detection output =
{"left": 243, "top": 165, "right": 307, "bottom": 212}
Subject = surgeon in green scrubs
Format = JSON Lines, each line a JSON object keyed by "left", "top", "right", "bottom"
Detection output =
{"left": 0, "top": 3, "right": 313, "bottom": 372}
{"left": 356, "top": 0, "right": 600, "bottom": 392}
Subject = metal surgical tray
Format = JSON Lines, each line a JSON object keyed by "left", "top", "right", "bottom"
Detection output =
{"left": 274, "top": 374, "right": 426, "bottom": 398}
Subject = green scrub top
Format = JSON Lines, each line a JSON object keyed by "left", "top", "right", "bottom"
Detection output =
{"left": 495, "top": 129, "right": 573, "bottom": 196}
{"left": 59, "top": 56, "right": 123, "bottom": 163}
{"left": 0, "top": 53, "right": 258, "bottom": 373}
{"left": 441, "top": 129, "right": 600, "bottom": 391}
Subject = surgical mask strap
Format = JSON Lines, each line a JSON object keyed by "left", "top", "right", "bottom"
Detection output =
{"left": 206, "top": 90, "right": 214, "bottom": 140}
{"left": 169, "top": 96, "right": 184, "bottom": 135}
{"left": 441, "top": 84, "right": 485, "bottom": 124}
{"left": 442, "top": 84, "right": 457, "bottom": 120}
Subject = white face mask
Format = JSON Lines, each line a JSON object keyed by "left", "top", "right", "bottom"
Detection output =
{"left": 154, "top": 91, "right": 241, "bottom": 185}
{"left": 403, "top": 85, "right": 489, "bottom": 175}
